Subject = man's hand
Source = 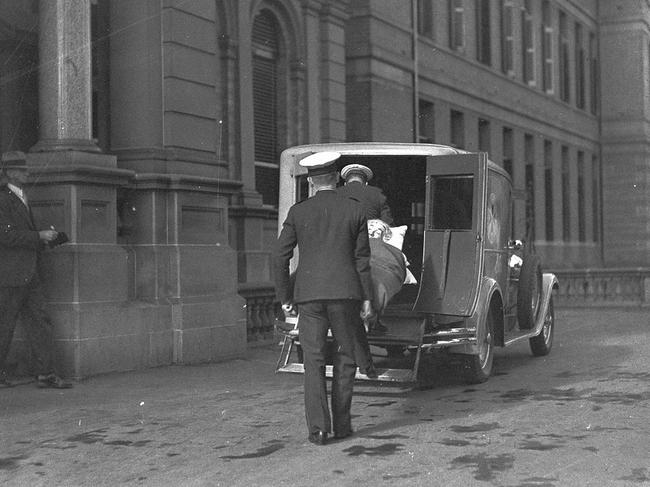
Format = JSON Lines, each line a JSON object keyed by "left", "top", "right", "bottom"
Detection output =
{"left": 38, "top": 229, "right": 58, "bottom": 242}
{"left": 282, "top": 302, "right": 296, "bottom": 316}
{"left": 360, "top": 300, "right": 375, "bottom": 321}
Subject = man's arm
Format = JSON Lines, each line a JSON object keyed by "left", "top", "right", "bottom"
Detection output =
{"left": 353, "top": 212, "right": 375, "bottom": 320}
{"left": 353, "top": 211, "right": 373, "bottom": 300}
{"left": 0, "top": 196, "right": 41, "bottom": 249}
{"left": 273, "top": 210, "right": 297, "bottom": 307}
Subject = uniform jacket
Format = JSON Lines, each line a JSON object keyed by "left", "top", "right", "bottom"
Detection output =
{"left": 337, "top": 181, "right": 394, "bottom": 225}
{"left": 0, "top": 185, "right": 42, "bottom": 287}
{"left": 274, "top": 190, "right": 373, "bottom": 304}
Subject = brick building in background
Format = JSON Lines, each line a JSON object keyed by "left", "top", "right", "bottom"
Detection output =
{"left": 0, "top": 0, "right": 647, "bottom": 377}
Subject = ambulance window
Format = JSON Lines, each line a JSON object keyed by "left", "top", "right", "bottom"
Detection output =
{"left": 430, "top": 175, "right": 473, "bottom": 230}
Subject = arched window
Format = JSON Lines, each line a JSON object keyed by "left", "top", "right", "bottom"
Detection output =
{"left": 252, "top": 10, "right": 284, "bottom": 207}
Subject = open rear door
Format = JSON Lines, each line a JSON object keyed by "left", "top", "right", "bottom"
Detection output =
{"left": 414, "top": 153, "right": 487, "bottom": 316}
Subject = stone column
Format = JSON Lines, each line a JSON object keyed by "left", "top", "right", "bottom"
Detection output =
{"left": 32, "top": 0, "right": 99, "bottom": 153}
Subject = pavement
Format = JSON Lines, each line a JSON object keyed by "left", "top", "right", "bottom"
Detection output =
{"left": 1, "top": 307, "right": 649, "bottom": 487}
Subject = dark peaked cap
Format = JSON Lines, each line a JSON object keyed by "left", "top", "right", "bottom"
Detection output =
{"left": 341, "top": 163, "right": 373, "bottom": 181}
{"left": 300, "top": 151, "right": 341, "bottom": 176}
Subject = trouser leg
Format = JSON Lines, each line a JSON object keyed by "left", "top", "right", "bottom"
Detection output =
{"left": 19, "top": 279, "right": 54, "bottom": 376}
{"left": 328, "top": 300, "right": 358, "bottom": 435}
{"left": 298, "top": 301, "right": 331, "bottom": 434}
{"left": 0, "top": 287, "right": 26, "bottom": 372}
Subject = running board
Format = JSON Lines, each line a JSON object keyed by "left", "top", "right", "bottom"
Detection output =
{"left": 277, "top": 363, "right": 417, "bottom": 383}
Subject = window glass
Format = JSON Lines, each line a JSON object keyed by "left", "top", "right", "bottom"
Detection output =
{"left": 430, "top": 176, "right": 474, "bottom": 230}
{"left": 253, "top": 10, "right": 281, "bottom": 206}
{"left": 449, "top": 0, "right": 465, "bottom": 51}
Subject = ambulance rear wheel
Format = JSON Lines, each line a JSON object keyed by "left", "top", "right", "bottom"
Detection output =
{"left": 463, "top": 308, "right": 494, "bottom": 384}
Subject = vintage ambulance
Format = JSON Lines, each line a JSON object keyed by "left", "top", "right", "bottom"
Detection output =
{"left": 275, "top": 143, "right": 558, "bottom": 385}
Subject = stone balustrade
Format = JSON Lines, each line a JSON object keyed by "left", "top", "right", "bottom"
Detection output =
{"left": 238, "top": 283, "right": 281, "bottom": 344}
{"left": 238, "top": 269, "right": 649, "bottom": 347}
{"left": 549, "top": 267, "right": 650, "bottom": 307}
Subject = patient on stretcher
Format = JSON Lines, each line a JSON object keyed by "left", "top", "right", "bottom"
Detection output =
{"left": 366, "top": 220, "right": 417, "bottom": 334}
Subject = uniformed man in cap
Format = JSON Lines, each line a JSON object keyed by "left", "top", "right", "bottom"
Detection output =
{"left": 0, "top": 152, "right": 72, "bottom": 389}
{"left": 274, "top": 151, "right": 375, "bottom": 445}
{"left": 338, "top": 163, "right": 393, "bottom": 225}
{"left": 339, "top": 164, "right": 394, "bottom": 338}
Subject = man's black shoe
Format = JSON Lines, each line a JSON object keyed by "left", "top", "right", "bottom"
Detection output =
{"left": 36, "top": 374, "right": 72, "bottom": 389}
{"left": 308, "top": 430, "right": 327, "bottom": 446}
{"left": 334, "top": 429, "right": 353, "bottom": 440}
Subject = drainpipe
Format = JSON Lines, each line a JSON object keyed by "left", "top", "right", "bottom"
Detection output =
{"left": 412, "top": 0, "right": 419, "bottom": 143}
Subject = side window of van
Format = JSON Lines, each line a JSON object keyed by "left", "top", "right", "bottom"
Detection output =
{"left": 430, "top": 175, "right": 474, "bottom": 230}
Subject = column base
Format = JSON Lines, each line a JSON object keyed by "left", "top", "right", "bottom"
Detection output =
{"left": 31, "top": 138, "right": 102, "bottom": 153}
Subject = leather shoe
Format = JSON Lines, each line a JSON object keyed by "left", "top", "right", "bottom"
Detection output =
{"left": 37, "top": 374, "right": 72, "bottom": 389}
{"left": 308, "top": 430, "right": 327, "bottom": 446}
{"left": 334, "top": 429, "right": 353, "bottom": 440}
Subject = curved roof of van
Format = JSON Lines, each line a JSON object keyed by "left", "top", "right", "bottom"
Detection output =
{"left": 281, "top": 142, "right": 467, "bottom": 160}
{"left": 280, "top": 142, "right": 505, "bottom": 176}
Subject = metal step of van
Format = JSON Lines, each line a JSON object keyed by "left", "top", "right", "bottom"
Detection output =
{"left": 276, "top": 363, "right": 417, "bottom": 383}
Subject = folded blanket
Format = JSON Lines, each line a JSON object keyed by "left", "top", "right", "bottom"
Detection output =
{"left": 369, "top": 238, "right": 407, "bottom": 314}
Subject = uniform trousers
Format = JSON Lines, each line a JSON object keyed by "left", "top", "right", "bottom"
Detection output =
{"left": 298, "top": 299, "right": 358, "bottom": 436}
{"left": 0, "top": 276, "right": 55, "bottom": 375}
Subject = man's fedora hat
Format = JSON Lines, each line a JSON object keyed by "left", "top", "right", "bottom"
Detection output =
{"left": 300, "top": 151, "right": 341, "bottom": 176}
{"left": 0, "top": 151, "right": 27, "bottom": 171}
{"left": 341, "top": 163, "right": 373, "bottom": 181}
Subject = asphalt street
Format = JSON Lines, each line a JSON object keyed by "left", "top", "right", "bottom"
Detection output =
{"left": 1, "top": 307, "right": 649, "bottom": 487}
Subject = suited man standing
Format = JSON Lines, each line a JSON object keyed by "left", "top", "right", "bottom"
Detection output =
{"left": 0, "top": 152, "right": 71, "bottom": 389}
{"left": 338, "top": 163, "right": 393, "bottom": 225}
{"left": 274, "top": 151, "right": 374, "bottom": 445}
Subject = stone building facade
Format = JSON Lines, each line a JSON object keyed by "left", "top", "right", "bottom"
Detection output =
{"left": 0, "top": 0, "right": 647, "bottom": 377}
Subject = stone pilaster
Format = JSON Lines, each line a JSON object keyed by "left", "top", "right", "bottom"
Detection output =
{"left": 106, "top": 0, "right": 246, "bottom": 367}
{"left": 599, "top": 0, "right": 650, "bottom": 266}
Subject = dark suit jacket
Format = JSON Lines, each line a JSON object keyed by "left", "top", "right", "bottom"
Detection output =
{"left": 337, "top": 181, "right": 394, "bottom": 225}
{"left": 274, "top": 190, "right": 373, "bottom": 304}
{"left": 0, "top": 185, "right": 41, "bottom": 287}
